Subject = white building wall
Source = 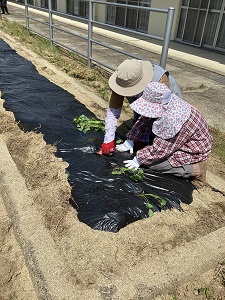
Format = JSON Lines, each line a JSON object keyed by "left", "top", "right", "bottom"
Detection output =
{"left": 33, "top": 0, "right": 41, "bottom": 6}
{"left": 94, "top": 2, "right": 107, "bottom": 23}
{"left": 57, "top": 0, "right": 66, "bottom": 13}
{"left": 149, "top": 0, "right": 181, "bottom": 40}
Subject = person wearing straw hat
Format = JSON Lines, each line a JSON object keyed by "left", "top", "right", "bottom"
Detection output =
{"left": 101, "top": 59, "right": 182, "bottom": 155}
{"left": 116, "top": 82, "right": 213, "bottom": 189}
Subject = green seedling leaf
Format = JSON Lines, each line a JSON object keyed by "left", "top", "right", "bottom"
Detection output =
{"left": 146, "top": 203, "right": 153, "bottom": 209}
{"left": 116, "top": 138, "right": 124, "bottom": 144}
{"left": 111, "top": 166, "right": 144, "bottom": 182}
{"left": 111, "top": 166, "right": 127, "bottom": 175}
{"left": 197, "top": 287, "right": 210, "bottom": 298}
{"left": 74, "top": 114, "right": 105, "bottom": 133}
{"left": 148, "top": 209, "right": 154, "bottom": 217}
{"left": 130, "top": 169, "right": 144, "bottom": 182}
{"left": 146, "top": 203, "right": 154, "bottom": 217}
{"left": 158, "top": 198, "right": 166, "bottom": 206}
{"left": 141, "top": 193, "right": 167, "bottom": 207}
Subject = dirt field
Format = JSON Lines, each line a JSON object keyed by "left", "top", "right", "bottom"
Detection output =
{"left": 0, "top": 32, "right": 225, "bottom": 299}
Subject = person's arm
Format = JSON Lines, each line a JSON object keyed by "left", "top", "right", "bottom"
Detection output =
{"left": 101, "top": 92, "right": 124, "bottom": 154}
{"left": 136, "top": 137, "right": 177, "bottom": 165}
{"left": 109, "top": 91, "right": 124, "bottom": 108}
{"left": 159, "top": 73, "right": 170, "bottom": 88}
{"left": 115, "top": 117, "right": 150, "bottom": 155}
{"left": 103, "top": 107, "right": 122, "bottom": 143}
{"left": 123, "top": 137, "right": 176, "bottom": 170}
{"left": 159, "top": 72, "right": 182, "bottom": 99}
{"left": 126, "top": 116, "right": 151, "bottom": 141}
{"left": 136, "top": 121, "right": 194, "bottom": 166}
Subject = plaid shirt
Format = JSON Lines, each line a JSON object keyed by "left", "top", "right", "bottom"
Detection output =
{"left": 126, "top": 106, "right": 213, "bottom": 167}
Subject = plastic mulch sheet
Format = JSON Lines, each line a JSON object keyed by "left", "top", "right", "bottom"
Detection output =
{"left": 0, "top": 39, "right": 193, "bottom": 232}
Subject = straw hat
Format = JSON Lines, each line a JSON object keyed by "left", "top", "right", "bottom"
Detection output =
{"left": 108, "top": 59, "right": 153, "bottom": 97}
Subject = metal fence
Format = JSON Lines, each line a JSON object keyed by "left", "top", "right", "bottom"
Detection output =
{"left": 24, "top": 0, "right": 175, "bottom": 71}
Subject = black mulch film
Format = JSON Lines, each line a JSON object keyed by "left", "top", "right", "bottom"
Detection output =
{"left": 0, "top": 39, "right": 194, "bottom": 232}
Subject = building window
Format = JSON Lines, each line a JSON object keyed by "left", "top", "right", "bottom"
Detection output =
{"left": 79, "top": 0, "right": 89, "bottom": 18}
{"left": 176, "top": 0, "right": 225, "bottom": 52}
{"left": 209, "top": 0, "right": 223, "bottom": 10}
{"left": 67, "top": 0, "right": 88, "bottom": 18}
{"left": 41, "top": 0, "right": 48, "bottom": 7}
{"left": 45, "top": 0, "right": 57, "bottom": 10}
{"left": 216, "top": 14, "right": 225, "bottom": 48}
{"left": 106, "top": 0, "right": 151, "bottom": 33}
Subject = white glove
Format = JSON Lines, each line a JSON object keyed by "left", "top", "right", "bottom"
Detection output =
{"left": 116, "top": 140, "right": 134, "bottom": 153}
{"left": 123, "top": 156, "right": 141, "bottom": 170}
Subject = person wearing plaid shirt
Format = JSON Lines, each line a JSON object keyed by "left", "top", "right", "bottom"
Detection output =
{"left": 100, "top": 59, "right": 182, "bottom": 155}
{"left": 116, "top": 82, "right": 213, "bottom": 189}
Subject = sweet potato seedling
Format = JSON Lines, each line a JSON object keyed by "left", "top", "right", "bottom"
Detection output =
{"left": 74, "top": 114, "right": 105, "bottom": 133}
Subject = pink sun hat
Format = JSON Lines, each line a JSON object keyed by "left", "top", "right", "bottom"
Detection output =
{"left": 130, "top": 82, "right": 191, "bottom": 139}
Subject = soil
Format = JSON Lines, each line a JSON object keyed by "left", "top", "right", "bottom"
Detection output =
{"left": 0, "top": 32, "right": 225, "bottom": 300}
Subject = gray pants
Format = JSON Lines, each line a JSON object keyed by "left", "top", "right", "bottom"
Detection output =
{"left": 147, "top": 159, "right": 193, "bottom": 178}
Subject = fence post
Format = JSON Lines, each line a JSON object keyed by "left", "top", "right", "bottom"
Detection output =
{"left": 48, "top": 0, "right": 53, "bottom": 48}
{"left": 160, "top": 7, "right": 175, "bottom": 69}
{"left": 25, "top": 0, "right": 29, "bottom": 32}
{"left": 87, "top": 0, "right": 93, "bottom": 68}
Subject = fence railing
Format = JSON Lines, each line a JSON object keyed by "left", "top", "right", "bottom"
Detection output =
{"left": 24, "top": 0, "right": 175, "bottom": 72}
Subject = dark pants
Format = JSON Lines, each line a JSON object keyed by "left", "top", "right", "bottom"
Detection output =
{"left": 147, "top": 158, "right": 193, "bottom": 178}
{"left": 1, "top": 5, "right": 8, "bottom": 14}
